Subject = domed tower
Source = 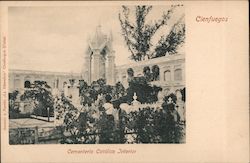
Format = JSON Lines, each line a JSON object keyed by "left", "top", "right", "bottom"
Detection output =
{"left": 83, "top": 25, "right": 115, "bottom": 85}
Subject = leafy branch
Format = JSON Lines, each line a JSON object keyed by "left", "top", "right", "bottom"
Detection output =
{"left": 119, "top": 5, "right": 183, "bottom": 61}
{"left": 153, "top": 15, "right": 185, "bottom": 58}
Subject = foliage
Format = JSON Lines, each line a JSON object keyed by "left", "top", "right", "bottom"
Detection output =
{"left": 127, "top": 68, "right": 134, "bottom": 83}
{"left": 20, "top": 81, "right": 54, "bottom": 117}
{"left": 58, "top": 79, "right": 127, "bottom": 143}
{"left": 127, "top": 68, "right": 134, "bottom": 77}
{"left": 181, "top": 87, "right": 186, "bottom": 102}
{"left": 127, "top": 67, "right": 162, "bottom": 103}
{"left": 151, "top": 65, "right": 160, "bottom": 81}
{"left": 142, "top": 65, "right": 160, "bottom": 82}
{"left": 96, "top": 113, "right": 123, "bottom": 144}
{"left": 112, "top": 67, "right": 162, "bottom": 107}
{"left": 143, "top": 66, "right": 152, "bottom": 82}
{"left": 126, "top": 76, "right": 162, "bottom": 104}
{"left": 57, "top": 76, "right": 184, "bottom": 144}
{"left": 164, "top": 93, "right": 177, "bottom": 104}
{"left": 79, "top": 79, "right": 126, "bottom": 107}
{"left": 118, "top": 96, "right": 184, "bottom": 144}
{"left": 55, "top": 94, "right": 90, "bottom": 144}
{"left": 153, "top": 16, "right": 185, "bottom": 58}
{"left": 58, "top": 104, "right": 184, "bottom": 144}
{"left": 56, "top": 92, "right": 121, "bottom": 144}
{"left": 119, "top": 5, "right": 184, "bottom": 61}
{"left": 56, "top": 77, "right": 184, "bottom": 144}
{"left": 9, "top": 91, "right": 19, "bottom": 111}
{"left": 113, "top": 82, "right": 126, "bottom": 100}
{"left": 9, "top": 90, "right": 19, "bottom": 101}
{"left": 9, "top": 90, "right": 31, "bottom": 119}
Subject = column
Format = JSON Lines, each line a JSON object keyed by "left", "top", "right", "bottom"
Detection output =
{"left": 106, "top": 51, "right": 115, "bottom": 85}
{"left": 171, "top": 65, "right": 175, "bottom": 82}
{"left": 170, "top": 65, "right": 175, "bottom": 92}
{"left": 159, "top": 65, "right": 165, "bottom": 82}
{"left": 84, "top": 55, "right": 91, "bottom": 84}
{"left": 99, "top": 56, "right": 106, "bottom": 79}
{"left": 91, "top": 49, "right": 101, "bottom": 82}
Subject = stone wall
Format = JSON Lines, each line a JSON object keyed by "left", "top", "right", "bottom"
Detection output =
{"left": 9, "top": 69, "right": 81, "bottom": 94}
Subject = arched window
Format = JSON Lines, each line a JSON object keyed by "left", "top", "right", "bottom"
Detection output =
{"left": 24, "top": 80, "right": 31, "bottom": 88}
{"left": 164, "top": 70, "right": 171, "bottom": 81}
{"left": 174, "top": 69, "right": 182, "bottom": 81}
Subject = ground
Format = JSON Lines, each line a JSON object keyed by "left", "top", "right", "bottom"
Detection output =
{"left": 9, "top": 118, "right": 54, "bottom": 129}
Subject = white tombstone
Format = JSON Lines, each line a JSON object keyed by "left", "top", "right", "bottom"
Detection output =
{"left": 132, "top": 92, "right": 140, "bottom": 106}
{"left": 176, "top": 90, "right": 182, "bottom": 101}
{"left": 19, "top": 102, "right": 25, "bottom": 113}
{"left": 157, "top": 90, "right": 164, "bottom": 106}
{"left": 131, "top": 92, "right": 141, "bottom": 111}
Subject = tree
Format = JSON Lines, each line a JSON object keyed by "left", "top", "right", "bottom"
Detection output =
{"left": 180, "top": 87, "right": 185, "bottom": 102}
{"left": 20, "top": 81, "right": 54, "bottom": 117}
{"left": 114, "top": 81, "right": 126, "bottom": 98}
{"left": 9, "top": 90, "right": 19, "bottom": 106}
{"left": 127, "top": 68, "right": 134, "bottom": 83}
{"left": 119, "top": 5, "right": 184, "bottom": 61}
{"left": 9, "top": 90, "right": 20, "bottom": 118}
{"left": 143, "top": 66, "right": 152, "bottom": 82}
{"left": 151, "top": 65, "right": 160, "bottom": 81}
{"left": 161, "top": 99, "right": 184, "bottom": 143}
{"left": 126, "top": 75, "right": 162, "bottom": 104}
{"left": 154, "top": 16, "right": 185, "bottom": 58}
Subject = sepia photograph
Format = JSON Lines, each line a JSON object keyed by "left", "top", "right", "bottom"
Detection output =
{"left": 1, "top": 1, "right": 249, "bottom": 163}
{"left": 8, "top": 5, "right": 185, "bottom": 144}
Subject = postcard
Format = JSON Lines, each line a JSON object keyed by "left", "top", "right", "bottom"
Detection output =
{"left": 1, "top": 1, "right": 249, "bottom": 163}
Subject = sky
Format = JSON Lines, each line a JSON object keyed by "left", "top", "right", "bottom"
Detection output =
{"left": 8, "top": 5, "right": 184, "bottom": 73}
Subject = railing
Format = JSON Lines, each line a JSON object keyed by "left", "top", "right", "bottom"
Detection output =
{"left": 9, "top": 126, "right": 62, "bottom": 145}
